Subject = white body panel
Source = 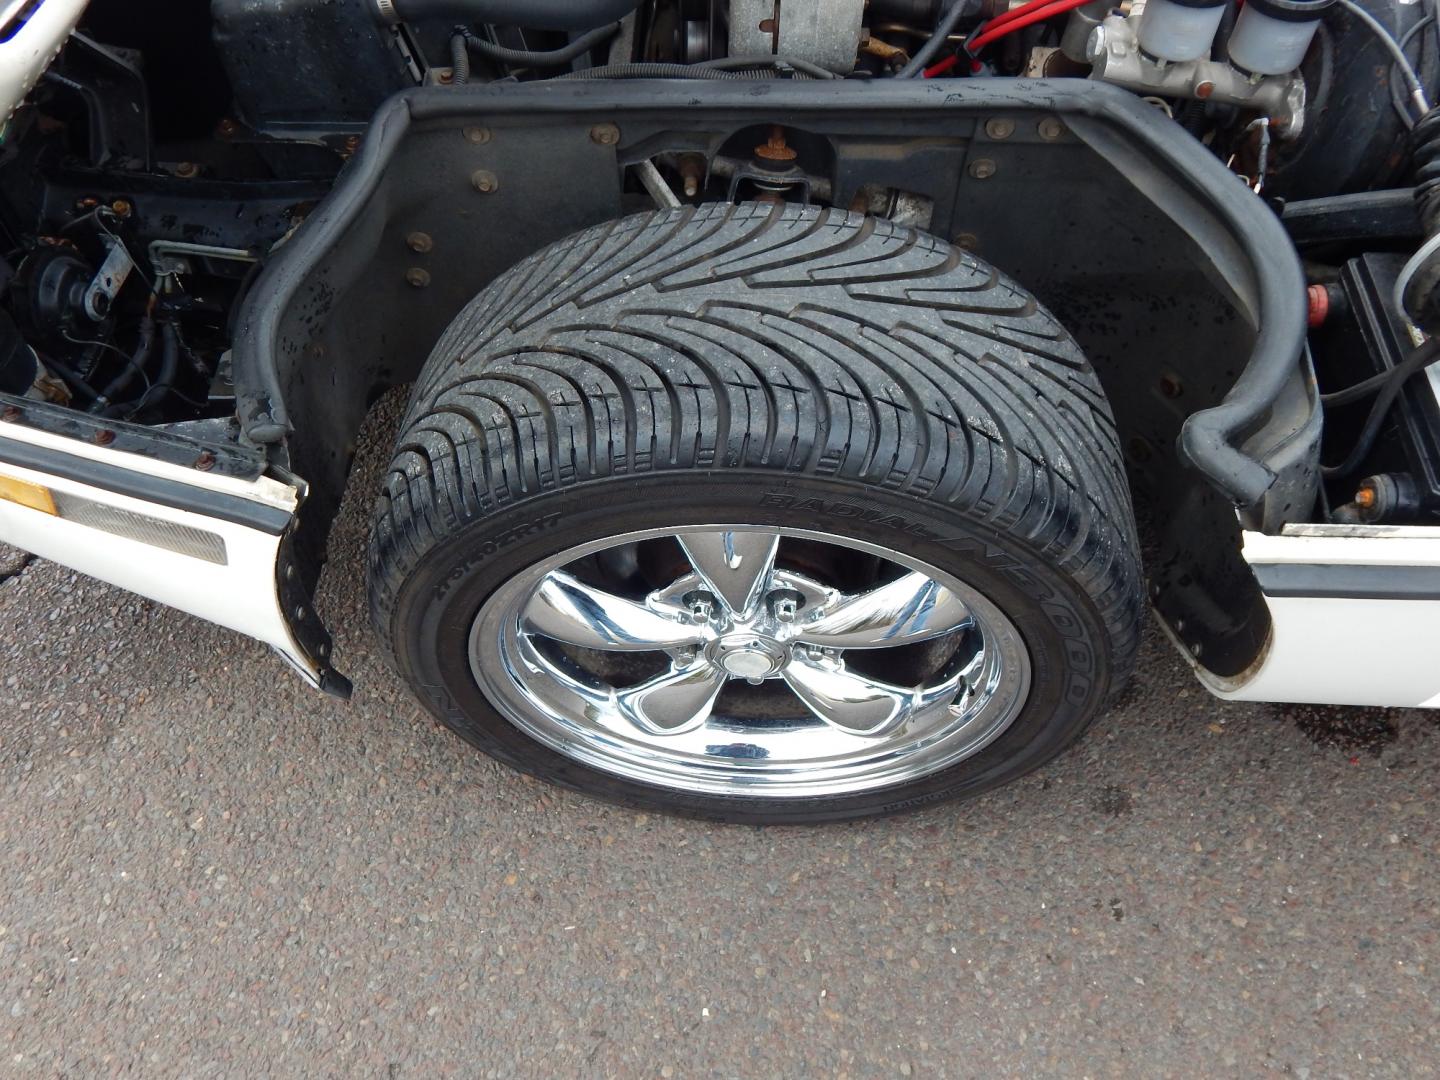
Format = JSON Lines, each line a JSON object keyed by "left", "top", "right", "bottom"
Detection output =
{"left": 0, "top": 0, "right": 90, "bottom": 125}
{"left": 0, "top": 420, "right": 320, "bottom": 687}
{"left": 1198, "top": 525, "right": 1440, "bottom": 708}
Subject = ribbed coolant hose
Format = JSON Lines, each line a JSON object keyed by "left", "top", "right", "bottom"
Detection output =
{"left": 1396, "top": 107, "right": 1440, "bottom": 328}
{"left": 1413, "top": 107, "right": 1440, "bottom": 232}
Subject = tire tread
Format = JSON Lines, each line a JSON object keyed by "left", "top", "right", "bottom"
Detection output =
{"left": 371, "top": 202, "right": 1143, "bottom": 737}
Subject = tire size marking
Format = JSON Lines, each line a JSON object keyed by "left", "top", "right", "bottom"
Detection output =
{"left": 759, "top": 492, "right": 936, "bottom": 538}
{"left": 430, "top": 511, "right": 562, "bottom": 602}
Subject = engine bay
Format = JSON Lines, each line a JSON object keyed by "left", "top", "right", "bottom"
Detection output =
{"left": 0, "top": 0, "right": 1435, "bottom": 532}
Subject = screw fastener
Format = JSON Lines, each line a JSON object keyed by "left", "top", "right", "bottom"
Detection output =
{"left": 471, "top": 169, "right": 499, "bottom": 193}
{"left": 968, "top": 158, "right": 997, "bottom": 180}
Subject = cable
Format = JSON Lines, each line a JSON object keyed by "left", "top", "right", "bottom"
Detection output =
{"left": 456, "top": 22, "right": 619, "bottom": 69}
{"left": 1393, "top": 229, "right": 1440, "bottom": 323}
{"left": 449, "top": 30, "right": 471, "bottom": 84}
{"left": 977, "top": 0, "right": 1084, "bottom": 36}
{"left": 923, "top": 54, "right": 962, "bottom": 77}
{"left": 897, "top": 0, "right": 975, "bottom": 77}
{"left": 695, "top": 54, "right": 841, "bottom": 79}
{"left": 1321, "top": 335, "right": 1440, "bottom": 478}
{"left": 966, "top": 0, "right": 1094, "bottom": 55}
{"left": 1388, "top": 14, "right": 1434, "bottom": 130}
{"left": 89, "top": 314, "right": 155, "bottom": 411}
{"left": 1338, "top": 0, "right": 1430, "bottom": 120}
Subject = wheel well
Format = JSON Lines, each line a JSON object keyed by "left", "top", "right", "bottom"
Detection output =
{"left": 230, "top": 79, "right": 1311, "bottom": 678}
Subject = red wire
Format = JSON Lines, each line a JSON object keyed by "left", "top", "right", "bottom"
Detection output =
{"left": 925, "top": 0, "right": 1072, "bottom": 76}
{"left": 983, "top": 0, "right": 1074, "bottom": 33}
{"left": 967, "top": 0, "right": 1098, "bottom": 54}
{"left": 923, "top": 54, "right": 961, "bottom": 77}
{"left": 921, "top": 0, "right": 1099, "bottom": 77}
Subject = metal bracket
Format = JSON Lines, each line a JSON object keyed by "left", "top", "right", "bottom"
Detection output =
{"left": 82, "top": 236, "right": 134, "bottom": 321}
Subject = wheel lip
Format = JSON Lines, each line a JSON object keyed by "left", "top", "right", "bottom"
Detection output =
{"left": 467, "top": 524, "right": 1033, "bottom": 800}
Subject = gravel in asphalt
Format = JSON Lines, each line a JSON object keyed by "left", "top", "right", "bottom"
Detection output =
{"left": 0, "top": 391, "right": 1436, "bottom": 1076}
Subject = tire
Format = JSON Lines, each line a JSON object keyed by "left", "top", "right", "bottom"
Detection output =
{"left": 368, "top": 202, "right": 1143, "bottom": 824}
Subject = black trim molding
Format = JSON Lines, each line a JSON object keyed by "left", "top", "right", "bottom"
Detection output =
{"left": 0, "top": 436, "right": 292, "bottom": 535}
{"left": 1253, "top": 562, "right": 1440, "bottom": 601}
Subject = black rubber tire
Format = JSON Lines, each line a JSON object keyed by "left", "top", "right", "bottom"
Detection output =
{"left": 368, "top": 202, "right": 1144, "bottom": 823}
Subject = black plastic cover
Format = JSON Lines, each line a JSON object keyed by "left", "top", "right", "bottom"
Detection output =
{"left": 210, "top": 0, "right": 415, "bottom": 133}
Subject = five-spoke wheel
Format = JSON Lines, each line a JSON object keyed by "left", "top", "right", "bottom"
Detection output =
{"left": 468, "top": 527, "right": 1031, "bottom": 799}
{"left": 371, "top": 204, "right": 1143, "bottom": 821}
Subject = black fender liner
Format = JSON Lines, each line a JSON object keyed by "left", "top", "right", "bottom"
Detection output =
{"left": 230, "top": 78, "right": 1311, "bottom": 683}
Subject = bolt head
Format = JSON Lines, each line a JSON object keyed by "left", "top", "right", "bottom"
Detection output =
{"left": 462, "top": 126, "right": 491, "bottom": 144}
{"left": 968, "top": 158, "right": 997, "bottom": 180}
{"left": 471, "top": 169, "right": 499, "bottom": 193}
{"left": 984, "top": 117, "right": 1015, "bottom": 140}
{"left": 1037, "top": 117, "right": 1064, "bottom": 141}
{"left": 405, "top": 267, "right": 431, "bottom": 288}
{"left": 406, "top": 231, "right": 433, "bottom": 253}
{"left": 589, "top": 124, "right": 620, "bottom": 146}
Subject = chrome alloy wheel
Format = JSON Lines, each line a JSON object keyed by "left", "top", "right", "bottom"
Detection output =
{"left": 468, "top": 527, "right": 1032, "bottom": 799}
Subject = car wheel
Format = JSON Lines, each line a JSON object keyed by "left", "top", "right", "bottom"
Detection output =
{"left": 368, "top": 202, "right": 1143, "bottom": 823}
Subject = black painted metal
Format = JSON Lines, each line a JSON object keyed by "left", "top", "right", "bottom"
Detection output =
{"left": 0, "top": 395, "right": 266, "bottom": 480}
{"left": 229, "top": 76, "right": 1314, "bottom": 682}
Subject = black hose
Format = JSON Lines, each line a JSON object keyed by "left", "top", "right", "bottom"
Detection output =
{"left": 384, "top": 0, "right": 638, "bottom": 31}
{"left": 1212, "top": 0, "right": 1239, "bottom": 64}
{"left": 456, "top": 23, "right": 619, "bottom": 69}
{"left": 1321, "top": 336, "right": 1440, "bottom": 478}
{"left": 450, "top": 31, "right": 470, "bottom": 84}
{"left": 42, "top": 354, "right": 99, "bottom": 404}
{"left": 556, "top": 63, "right": 770, "bottom": 80}
{"left": 1415, "top": 106, "right": 1440, "bottom": 232}
{"left": 104, "top": 320, "right": 179, "bottom": 419}
{"left": 90, "top": 315, "right": 154, "bottom": 411}
{"left": 152, "top": 320, "right": 179, "bottom": 396}
{"left": 897, "top": 0, "right": 974, "bottom": 77}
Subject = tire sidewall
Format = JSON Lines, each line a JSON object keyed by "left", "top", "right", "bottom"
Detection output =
{"left": 387, "top": 470, "right": 1113, "bottom": 824}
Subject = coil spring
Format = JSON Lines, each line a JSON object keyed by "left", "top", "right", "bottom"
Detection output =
{"left": 1413, "top": 106, "right": 1440, "bottom": 233}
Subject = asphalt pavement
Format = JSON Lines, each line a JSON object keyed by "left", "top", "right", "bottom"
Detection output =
{"left": 1, "top": 392, "right": 1436, "bottom": 1076}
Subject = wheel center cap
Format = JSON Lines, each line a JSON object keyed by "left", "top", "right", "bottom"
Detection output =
{"left": 712, "top": 634, "right": 784, "bottom": 678}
